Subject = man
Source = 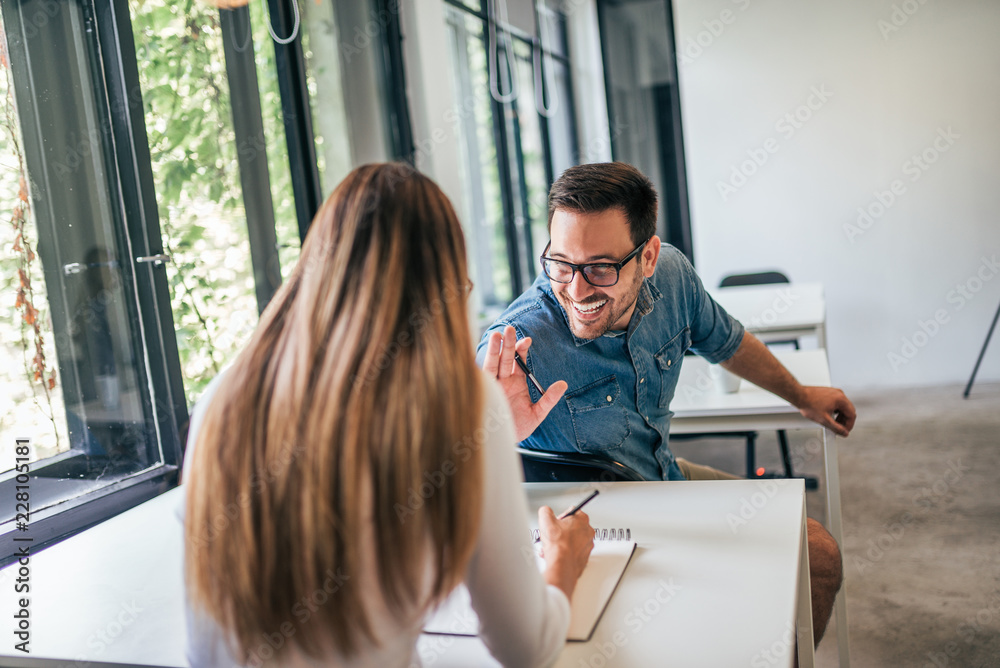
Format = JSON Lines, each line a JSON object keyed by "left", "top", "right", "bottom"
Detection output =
{"left": 476, "top": 162, "right": 856, "bottom": 644}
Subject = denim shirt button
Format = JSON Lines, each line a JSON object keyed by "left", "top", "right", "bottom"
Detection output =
{"left": 606, "top": 395, "right": 612, "bottom": 402}
{"left": 666, "top": 359, "right": 671, "bottom": 368}
{"left": 640, "top": 377, "right": 645, "bottom": 383}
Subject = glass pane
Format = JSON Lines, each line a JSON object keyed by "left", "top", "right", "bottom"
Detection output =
{"left": 510, "top": 38, "right": 548, "bottom": 287}
{"left": 446, "top": 7, "right": 510, "bottom": 312}
{"left": 1, "top": 0, "right": 162, "bottom": 516}
{"left": 300, "top": 0, "right": 375, "bottom": 196}
{"left": 245, "top": 1, "right": 301, "bottom": 281}
{"left": 537, "top": 0, "right": 568, "bottom": 58}
{"left": 129, "top": 0, "right": 259, "bottom": 403}
{"left": 545, "top": 57, "right": 576, "bottom": 178}
{"left": 298, "top": 0, "right": 349, "bottom": 193}
{"left": 0, "top": 24, "right": 69, "bottom": 469}
{"left": 599, "top": 0, "right": 678, "bottom": 242}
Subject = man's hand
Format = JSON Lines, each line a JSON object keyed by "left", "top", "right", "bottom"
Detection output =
{"left": 796, "top": 386, "right": 856, "bottom": 437}
{"left": 721, "top": 332, "right": 857, "bottom": 437}
{"left": 481, "top": 325, "right": 568, "bottom": 442}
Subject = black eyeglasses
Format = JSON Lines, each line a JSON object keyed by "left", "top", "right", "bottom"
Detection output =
{"left": 540, "top": 239, "right": 650, "bottom": 287}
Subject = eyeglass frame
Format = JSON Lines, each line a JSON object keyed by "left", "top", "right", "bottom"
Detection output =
{"left": 539, "top": 238, "right": 651, "bottom": 287}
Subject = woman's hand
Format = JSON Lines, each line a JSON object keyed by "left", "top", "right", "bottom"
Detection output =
{"left": 537, "top": 506, "right": 595, "bottom": 600}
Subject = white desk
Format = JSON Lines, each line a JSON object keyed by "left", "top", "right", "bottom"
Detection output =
{"left": 670, "top": 349, "right": 850, "bottom": 667}
{"left": 711, "top": 282, "right": 826, "bottom": 348}
{"left": 0, "top": 487, "right": 187, "bottom": 667}
{"left": 0, "top": 482, "right": 813, "bottom": 668}
{"left": 418, "top": 480, "right": 814, "bottom": 668}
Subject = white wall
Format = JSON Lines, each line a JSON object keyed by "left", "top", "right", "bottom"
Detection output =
{"left": 673, "top": 0, "right": 1000, "bottom": 389}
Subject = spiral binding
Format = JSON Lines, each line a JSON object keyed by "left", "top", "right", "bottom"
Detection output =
{"left": 531, "top": 527, "right": 631, "bottom": 542}
{"left": 596, "top": 527, "right": 631, "bottom": 541}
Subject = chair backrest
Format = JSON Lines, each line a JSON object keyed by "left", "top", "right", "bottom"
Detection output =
{"left": 518, "top": 448, "right": 646, "bottom": 483}
{"left": 719, "top": 271, "right": 790, "bottom": 288}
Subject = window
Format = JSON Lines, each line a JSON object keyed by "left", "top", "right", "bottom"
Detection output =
{"left": 598, "top": 0, "right": 693, "bottom": 260}
{"left": 129, "top": 0, "right": 266, "bottom": 402}
{"left": 0, "top": 0, "right": 186, "bottom": 565}
{"left": 0, "top": 0, "right": 413, "bottom": 563}
{"left": 126, "top": 0, "right": 407, "bottom": 401}
{"left": 444, "top": 0, "right": 577, "bottom": 320}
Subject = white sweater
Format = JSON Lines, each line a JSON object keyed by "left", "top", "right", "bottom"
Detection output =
{"left": 182, "top": 371, "right": 570, "bottom": 668}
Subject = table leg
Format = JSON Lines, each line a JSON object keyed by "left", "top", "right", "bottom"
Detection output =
{"left": 797, "top": 497, "right": 816, "bottom": 668}
{"left": 823, "top": 428, "right": 851, "bottom": 667}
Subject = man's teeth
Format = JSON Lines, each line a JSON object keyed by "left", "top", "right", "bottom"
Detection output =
{"left": 575, "top": 300, "right": 607, "bottom": 313}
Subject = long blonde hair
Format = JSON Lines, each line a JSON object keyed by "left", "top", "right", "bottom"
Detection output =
{"left": 185, "top": 163, "right": 484, "bottom": 661}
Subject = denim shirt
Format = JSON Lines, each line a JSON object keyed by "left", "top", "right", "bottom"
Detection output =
{"left": 476, "top": 243, "right": 745, "bottom": 481}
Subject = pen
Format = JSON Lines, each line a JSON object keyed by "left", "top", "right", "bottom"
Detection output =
{"left": 534, "top": 490, "right": 600, "bottom": 542}
{"left": 558, "top": 489, "right": 599, "bottom": 519}
{"left": 514, "top": 352, "right": 545, "bottom": 395}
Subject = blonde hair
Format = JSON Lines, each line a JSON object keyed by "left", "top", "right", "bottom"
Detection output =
{"left": 185, "top": 163, "right": 484, "bottom": 661}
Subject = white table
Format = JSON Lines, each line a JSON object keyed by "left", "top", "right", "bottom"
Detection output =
{"left": 418, "top": 480, "right": 814, "bottom": 668}
{"left": 0, "top": 487, "right": 187, "bottom": 667}
{"left": 711, "top": 282, "right": 826, "bottom": 348}
{"left": 0, "top": 481, "right": 813, "bottom": 668}
{"left": 670, "top": 349, "right": 850, "bottom": 667}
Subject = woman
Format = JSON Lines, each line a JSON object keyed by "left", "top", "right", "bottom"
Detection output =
{"left": 184, "top": 163, "right": 594, "bottom": 667}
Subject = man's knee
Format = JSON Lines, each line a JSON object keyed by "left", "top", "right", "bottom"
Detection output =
{"left": 675, "top": 458, "right": 741, "bottom": 481}
{"left": 806, "top": 518, "right": 843, "bottom": 591}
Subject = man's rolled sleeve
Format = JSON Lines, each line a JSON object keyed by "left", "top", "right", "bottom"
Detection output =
{"left": 681, "top": 254, "right": 745, "bottom": 364}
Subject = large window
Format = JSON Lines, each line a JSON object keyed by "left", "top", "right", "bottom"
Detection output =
{"left": 598, "top": 0, "right": 693, "bottom": 260}
{"left": 0, "top": 0, "right": 186, "bottom": 564}
{"left": 0, "top": 0, "right": 409, "bottom": 564}
{"left": 444, "top": 0, "right": 577, "bottom": 318}
{"left": 129, "top": 0, "right": 266, "bottom": 401}
{"left": 126, "top": 0, "right": 401, "bottom": 402}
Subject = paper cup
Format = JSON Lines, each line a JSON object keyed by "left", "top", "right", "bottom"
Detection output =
{"left": 708, "top": 365, "right": 741, "bottom": 394}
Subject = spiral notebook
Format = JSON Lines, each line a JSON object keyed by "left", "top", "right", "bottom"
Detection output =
{"left": 423, "top": 528, "right": 636, "bottom": 642}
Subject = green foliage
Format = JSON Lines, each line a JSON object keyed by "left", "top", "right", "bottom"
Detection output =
{"left": 0, "top": 22, "right": 68, "bottom": 464}
{"left": 129, "top": 0, "right": 298, "bottom": 403}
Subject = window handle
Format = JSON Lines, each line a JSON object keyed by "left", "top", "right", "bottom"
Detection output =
{"left": 63, "top": 260, "right": 122, "bottom": 275}
{"left": 135, "top": 254, "right": 172, "bottom": 266}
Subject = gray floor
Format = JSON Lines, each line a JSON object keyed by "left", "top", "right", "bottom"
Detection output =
{"left": 670, "top": 382, "right": 1000, "bottom": 668}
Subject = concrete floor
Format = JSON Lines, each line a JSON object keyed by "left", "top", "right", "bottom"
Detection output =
{"left": 670, "top": 381, "right": 1000, "bottom": 668}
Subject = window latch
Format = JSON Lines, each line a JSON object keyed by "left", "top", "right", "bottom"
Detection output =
{"left": 135, "top": 254, "right": 172, "bottom": 266}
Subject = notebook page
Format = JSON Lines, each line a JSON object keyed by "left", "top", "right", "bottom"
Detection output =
{"left": 424, "top": 538, "right": 636, "bottom": 641}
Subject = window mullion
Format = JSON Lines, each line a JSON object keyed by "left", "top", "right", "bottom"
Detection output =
{"left": 265, "top": 0, "right": 322, "bottom": 243}
{"left": 220, "top": 6, "right": 281, "bottom": 314}
{"left": 488, "top": 42, "right": 523, "bottom": 297}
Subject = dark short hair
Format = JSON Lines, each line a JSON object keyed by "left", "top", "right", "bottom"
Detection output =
{"left": 547, "top": 162, "right": 658, "bottom": 246}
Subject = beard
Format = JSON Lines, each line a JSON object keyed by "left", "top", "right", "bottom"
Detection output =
{"left": 555, "top": 267, "right": 645, "bottom": 340}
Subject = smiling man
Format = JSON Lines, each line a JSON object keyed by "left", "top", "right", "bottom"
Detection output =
{"left": 476, "top": 161, "right": 856, "bottom": 644}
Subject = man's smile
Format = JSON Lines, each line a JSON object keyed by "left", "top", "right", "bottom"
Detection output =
{"left": 570, "top": 298, "right": 608, "bottom": 319}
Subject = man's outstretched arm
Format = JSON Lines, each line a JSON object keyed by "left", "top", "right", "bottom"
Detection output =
{"left": 718, "top": 331, "right": 857, "bottom": 437}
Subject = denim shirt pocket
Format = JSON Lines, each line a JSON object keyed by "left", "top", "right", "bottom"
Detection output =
{"left": 564, "top": 375, "right": 630, "bottom": 454}
{"left": 654, "top": 328, "right": 690, "bottom": 409}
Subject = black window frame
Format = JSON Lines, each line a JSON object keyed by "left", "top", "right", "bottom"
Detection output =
{"left": 444, "top": 0, "right": 578, "bottom": 299}
{"left": 0, "top": 0, "right": 416, "bottom": 568}
{"left": 597, "top": 0, "right": 694, "bottom": 262}
{"left": 0, "top": 0, "right": 187, "bottom": 568}
{"left": 268, "top": 0, "right": 415, "bottom": 242}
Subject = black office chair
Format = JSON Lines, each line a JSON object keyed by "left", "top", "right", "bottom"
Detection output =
{"left": 673, "top": 271, "right": 818, "bottom": 490}
{"left": 719, "top": 271, "right": 799, "bottom": 350}
{"left": 518, "top": 448, "right": 646, "bottom": 483}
